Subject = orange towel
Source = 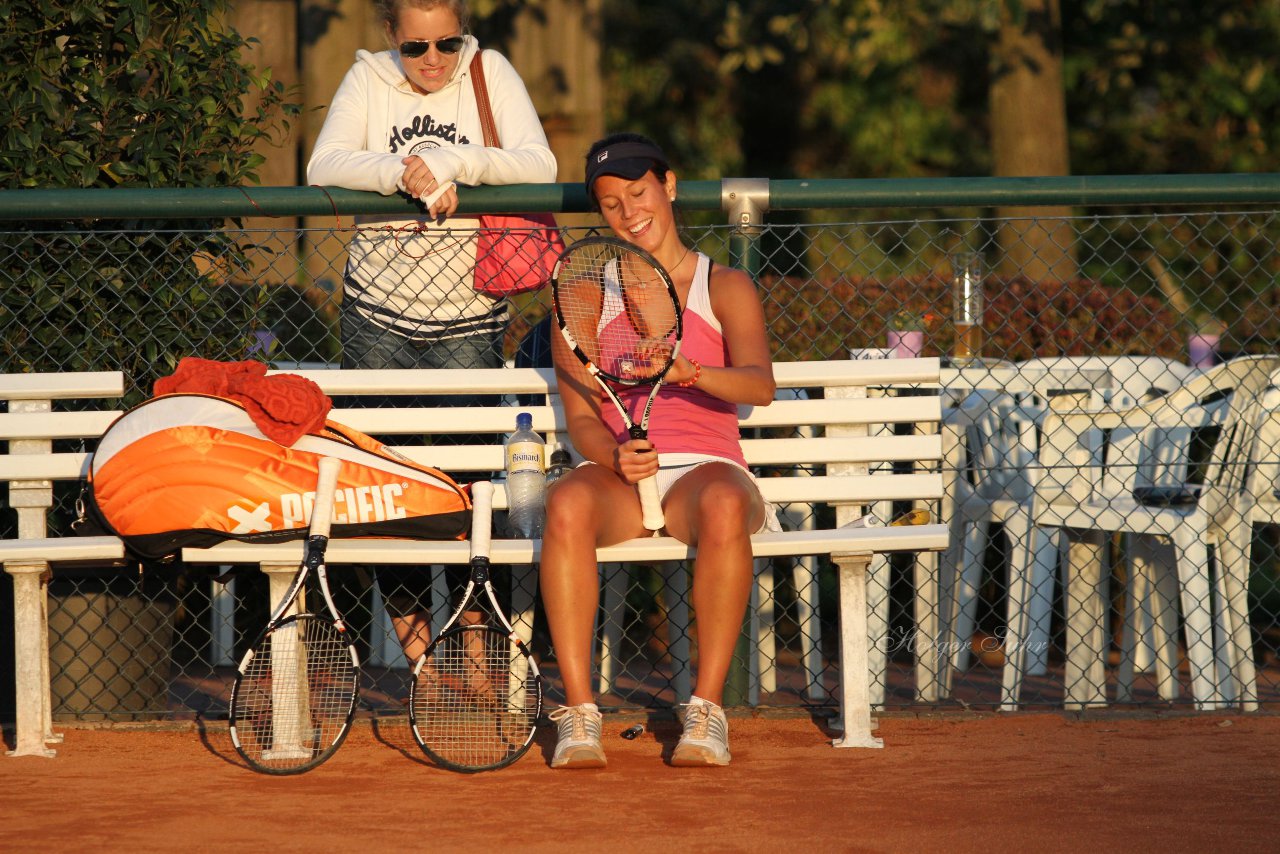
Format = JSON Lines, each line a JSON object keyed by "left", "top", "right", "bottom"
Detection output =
{"left": 154, "top": 357, "right": 332, "bottom": 446}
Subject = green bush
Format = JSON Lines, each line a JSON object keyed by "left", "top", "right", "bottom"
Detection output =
{"left": 0, "top": 1, "right": 300, "bottom": 401}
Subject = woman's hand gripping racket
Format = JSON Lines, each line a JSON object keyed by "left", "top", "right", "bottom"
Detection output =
{"left": 229, "top": 457, "right": 360, "bottom": 775}
{"left": 552, "top": 235, "right": 683, "bottom": 530}
{"left": 409, "top": 481, "right": 543, "bottom": 772}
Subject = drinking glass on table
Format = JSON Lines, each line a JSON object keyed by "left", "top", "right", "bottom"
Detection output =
{"left": 950, "top": 252, "right": 985, "bottom": 361}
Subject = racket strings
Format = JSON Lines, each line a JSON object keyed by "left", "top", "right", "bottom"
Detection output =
{"left": 557, "top": 244, "right": 679, "bottom": 382}
{"left": 411, "top": 625, "right": 539, "bottom": 770}
{"left": 233, "top": 615, "right": 359, "bottom": 772}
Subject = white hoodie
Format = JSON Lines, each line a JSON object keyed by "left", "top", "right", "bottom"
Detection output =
{"left": 308, "top": 38, "right": 558, "bottom": 341}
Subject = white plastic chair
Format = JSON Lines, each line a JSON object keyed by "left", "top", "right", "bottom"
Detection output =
{"left": 939, "top": 367, "right": 1129, "bottom": 709}
{"left": 1032, "top": 355, "right": 1280, "bottom": 710}
{"left": 941, "top": 389, "right": 1061, "bottom": 709}
{"left": 1012, "top": 357, "right": 1197, "bottom": 686}
{"left": 1248, "top": 387, "right": 1280, "bottom": 528}
{"left": 1016, "top": 356, "right": 1194, "bottom": 402}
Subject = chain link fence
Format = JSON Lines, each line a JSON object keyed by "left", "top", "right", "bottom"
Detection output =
{"left": 4, "top": 193, "right": 1280, "bottom": 722}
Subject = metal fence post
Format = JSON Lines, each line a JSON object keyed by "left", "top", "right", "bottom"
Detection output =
{"left": 721, "top": 179, "right": 770, "bottom": 707}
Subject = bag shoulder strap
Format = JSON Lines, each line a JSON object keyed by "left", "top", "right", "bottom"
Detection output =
{"left": 470, "top": 52, "right": 501, "bottom": 149}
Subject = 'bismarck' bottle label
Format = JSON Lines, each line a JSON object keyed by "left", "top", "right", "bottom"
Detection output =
{"left": 507, "top": 441, "right": 545, "bottom": 475}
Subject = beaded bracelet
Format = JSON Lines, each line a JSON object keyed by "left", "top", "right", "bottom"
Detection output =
{"left": 675, "top": 359, "right": 702, "bottom": 387}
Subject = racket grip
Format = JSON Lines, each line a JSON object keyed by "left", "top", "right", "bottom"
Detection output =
{"left": 470, "top": 481, "right": 494, "bottom": 561}
{"left": 310, "top": 457, "right": 342, "bottom": 539}
{"left": 637, "top": 475, "right": 665, "bottom": 531}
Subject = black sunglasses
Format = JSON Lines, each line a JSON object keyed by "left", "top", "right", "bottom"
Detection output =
{"left": 398, "top": 36, "right": 465, "bottom": 58}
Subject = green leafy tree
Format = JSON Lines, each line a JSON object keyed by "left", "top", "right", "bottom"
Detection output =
{"left": 0, "top": 0, "right": 300, "bottom": 400}
{"left": 601, "top": 0, "right": 1280, "bottom": 180}
{"left": 1063, "top": 0, "right": 1280, "bottom": 176}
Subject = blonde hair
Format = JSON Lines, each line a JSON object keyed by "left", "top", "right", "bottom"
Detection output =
{"left": 376, "top": 0, "right": 471, "bottom": 33}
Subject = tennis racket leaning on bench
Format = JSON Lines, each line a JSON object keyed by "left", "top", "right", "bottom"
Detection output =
{"left": 409, "top": 481, "right": 544, "bottom": 772}
{"left": 229, "top": 456, "right": 360, "bottom": 775}
{"left": 552, "top": 235, "right": 683, "bottom": 531}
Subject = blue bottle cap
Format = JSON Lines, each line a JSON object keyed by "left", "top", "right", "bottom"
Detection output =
{"left": 516, "top": 411, "right": 533, "bottom": 430}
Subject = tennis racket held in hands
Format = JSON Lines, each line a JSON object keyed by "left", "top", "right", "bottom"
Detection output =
{"left": 229, "top": 456, "right": 360, "bottom": 775}
{"left": 552, "top": 236, "right": 683, "bottom": 530}
{"left": 409, "top": 481, "right": 543, "bottom": 772}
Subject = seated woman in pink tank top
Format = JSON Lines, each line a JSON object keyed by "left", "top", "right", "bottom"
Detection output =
{"left": 541, "top": 132, "right": 776, "bottom": 770}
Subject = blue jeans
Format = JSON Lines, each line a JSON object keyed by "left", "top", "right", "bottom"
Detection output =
{"left": 341, "top": 303, "right": 504, "bottom": 372}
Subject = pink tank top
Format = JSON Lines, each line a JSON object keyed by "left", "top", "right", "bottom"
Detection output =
{"left": 599, "top": 253, "right": 746, "bottom": 466}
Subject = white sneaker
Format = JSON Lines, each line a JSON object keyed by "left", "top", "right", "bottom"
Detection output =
{"left": 548, "top": 703, "right": 606, "bottom": 769}
{"left": 671, "top": 697, "right": 730, "bottom": 766}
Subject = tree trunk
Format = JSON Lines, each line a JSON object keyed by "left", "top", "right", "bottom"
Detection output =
{"left": 508, "top": 0, "right": 605, "bottom": 190}
{"left": 231, "top": 0, "right": 301, "bottom": 284}
{"left": 989, "top": 0, "right": 1077, "bottom": 283}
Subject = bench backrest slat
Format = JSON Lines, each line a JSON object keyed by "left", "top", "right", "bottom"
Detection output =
{"left": 277, "top": 358, "right": 943, "bottom": 396}
{"left": 0, "top": 454, "right": 93, "bottom": 481}
{"left": 327, "top": 396, "right": 940, "bottom": 435}
{"left": 383, "top": 433, "right": 941, "bottom": 472}
{"left": 0, "top": 410, "right": 123, "bottom": 441}
{"left": 0, "top": 372, "right": 124, "bottom": 400}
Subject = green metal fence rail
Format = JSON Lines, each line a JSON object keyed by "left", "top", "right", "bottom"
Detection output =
{"left": 3, "top": 172, "right": 1280, "bottom": 220}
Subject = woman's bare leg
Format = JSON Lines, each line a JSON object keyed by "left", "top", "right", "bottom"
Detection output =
{"left": 541, "top": 465, "right": 647, "bottom": 705}
{"left": 662, "top": 464, "right": 765, "bottom": 705}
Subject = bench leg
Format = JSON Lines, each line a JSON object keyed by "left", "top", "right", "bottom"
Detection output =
{"left": 210, "top": 572, "right": 237, "bottom": 668}
{"left": 751, "top": 558, "right": 776, "bottom": 704}
{"left": 259, "top": 562, "right": 314, "bottom": 754}
{"left": 660, "top": 563, "right": 693, "bottom": 704}
{"left": 39, "top": 575, "right": 60, "bottom": 748}
{"left": 261, "top": 562, "right": 303, "bottom": 614}
{"left": 367, "top": 580, "right": 402, "bottom": 668}
{"left": 6, "top": 562, "right": 57, "bottom": 758}
{"left": 866, "top": 551, "right": 890, "bottom": 708}
{"left": 793, "top": 554, "right": 826, "bottom": 702}
{"left": 913, "top": 548, "right": 942, "bottom": 703}
{"left": 597, "top": 563, "right": 627, "bottom": 696}
{"left": 831, "top": 553, "right": 883, "bottom": 749}
{"left": 430, "top": 565, "right": 451, "bottom": 645}
{"left": 510, "top": 563, "right": 538, "bottom": 650}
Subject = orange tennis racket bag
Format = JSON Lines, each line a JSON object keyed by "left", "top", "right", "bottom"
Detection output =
{"left": 86, "top": 393, "right": 471, "bottom": 560}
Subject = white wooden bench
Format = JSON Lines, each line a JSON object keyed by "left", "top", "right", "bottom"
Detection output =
{"left": 1, "top": 372, "right": 127, "bottom": 757}
{"left": 3, "top": 359, "right": 947, "bottom": 756}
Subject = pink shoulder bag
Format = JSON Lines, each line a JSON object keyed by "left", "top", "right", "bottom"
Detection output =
{"left": 469, "top": 53, "right": 565, "bottom": 297}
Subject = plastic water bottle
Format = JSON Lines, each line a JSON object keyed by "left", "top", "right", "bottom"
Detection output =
{"left": 505, "top": 412, "right": 546, "bottom": 537}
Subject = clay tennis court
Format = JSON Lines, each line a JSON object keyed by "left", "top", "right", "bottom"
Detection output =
{"left": 4, "top": 710, "right": 1279, "bottom": 852}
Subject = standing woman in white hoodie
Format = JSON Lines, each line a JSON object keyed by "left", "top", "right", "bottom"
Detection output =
{"left": 308, "top": 0, "right": 557, "bottom": 373}
{"left": 308, "top": 0, "right": 557, "bottom": 664}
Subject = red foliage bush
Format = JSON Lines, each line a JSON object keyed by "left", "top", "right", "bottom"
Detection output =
{"left": 762, "top": 272, "right": 1185, "bottom": 362}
